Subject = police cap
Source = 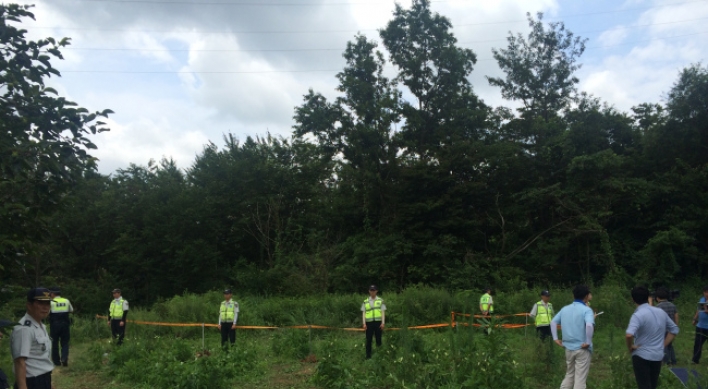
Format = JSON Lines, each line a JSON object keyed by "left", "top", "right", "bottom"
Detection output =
{"left": 541, "top": 290, "right": 551, "bottom": 296}
{"left": 223, "top": 289, "right": 232, "bottom": 294}
{"left": 27, "top": 287, "right": 52, "bottom": 302}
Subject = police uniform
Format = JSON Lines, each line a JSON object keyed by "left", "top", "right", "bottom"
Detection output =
{"left": 49, "top": 288, "right": 73, "bottom": 366}
{"left": 529, "top": 291, "right": 554, "bottom": 340}
{"left": 480, "top": 289, "right": 494, "bottom": 315}
{"left": 108, "top": 289, "right": 129, "bottom": 346}
{"left": 361, "top": 285, "right": 386, "bottom": 359}
{"left": 218, "top": 289, "right": 239, "bottom": 347}
{"left": 11, "top": 289, "right": 54, "bottom": 389}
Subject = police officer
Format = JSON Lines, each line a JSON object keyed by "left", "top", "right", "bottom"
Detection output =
{"left": 529, "top": 290, "right": 554, "bottom": 340}
{"left": 217, "top": 289, "right": 239, "bottom": 347}
{"left": 49, "top": 287, "right": 73, "bottom": 366}
{"left": 10, "top": 288, "right": 55, "bottom": 389}
{"left": 479, "top": 287, "right": 494, "bottom": 316}
{"left": 107, "top": 288, "right": 129, "bottom": 346}
{"left": 361, "top": 285, "right": 386, "bottom": 359}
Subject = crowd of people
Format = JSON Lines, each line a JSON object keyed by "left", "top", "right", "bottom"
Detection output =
{"left": 2, "top": 284, "right": 708, "bottom": 389}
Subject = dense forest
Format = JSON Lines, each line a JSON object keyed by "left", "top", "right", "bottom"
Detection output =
{"left": 2, "top": 1, "right": 707, "bottom": 307}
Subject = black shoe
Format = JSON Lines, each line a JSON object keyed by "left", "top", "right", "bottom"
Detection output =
{"left": 62, "top": 361, "right": 68, "bottom": 367}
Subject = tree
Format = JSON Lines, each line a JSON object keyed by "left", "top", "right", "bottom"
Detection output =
{"left": 0, "top": 4, "right": 112, "bottom": 277}
{"left": 488, "top": 12, "right": 587, "bottom": 121}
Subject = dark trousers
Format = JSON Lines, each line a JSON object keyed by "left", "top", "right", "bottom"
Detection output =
{"left": 14, "top": 372, "right": 51, "bottom": 389}
{"left": 50, "top": 322, "right": 70, "bottom": 365}
{"left": 632, "top": 355, "right": 661, "bottom": 389}
{"left": 365, "top": 321, "right": 382, "bottom": 359}
{"left": 220, "top": 324, "right": 236, "bottom": 346}
{"left": 536, "top": 326, "right": 551, "bottom": 340}
{"left": 693, "top": 327, "right": 708, "bottom": 363}
{"left": 664, "top": 341, "right": 677, "bottom": 365}
{"left": 110, "top": 320, "right": 126, "bottom": 345}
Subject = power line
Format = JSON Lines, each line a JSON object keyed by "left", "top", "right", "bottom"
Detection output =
{"left": 41, "top": 0, "right": 708, "bottom": 7}
{"left": 21, "top": 0, "right": 708, "bottom": 35}
{"left": 57, "top": 17, "right": 708, "bottom": 53}
{"left": 56, "top": 31, "right": 708, "bottom": 74}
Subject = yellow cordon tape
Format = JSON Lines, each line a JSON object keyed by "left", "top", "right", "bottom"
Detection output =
{"left": 95, "top": 313, "right": 532, "bottom": 330}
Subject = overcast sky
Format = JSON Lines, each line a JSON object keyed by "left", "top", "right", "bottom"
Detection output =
{"left": 12, "top": 0, "right": 708, "bottom": 174}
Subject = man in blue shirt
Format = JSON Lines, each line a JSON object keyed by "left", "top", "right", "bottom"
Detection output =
{"left": 691, "top": 285, "right": 708, "bottom": 364}
{"left": 550, "top": 285, "right": 595, "bottom": 389}
{"left": 626, "top": 286, "right": 679, "bottom": 389}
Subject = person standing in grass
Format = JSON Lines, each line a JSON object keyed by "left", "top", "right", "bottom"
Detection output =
{"left": 625, "top": 285, "right": 679, "bottom": 389}
{"left": 529, "top": 290, "right": 554, "bottom": 340}
{"left": 691, "top": 285, "right": 708, "bottom": 364}
{"left": 218, "top": 289, "right": 239, "bottom": 347}
{"left": 11, "top": 288, "right": 55, "bottom": 389}
{"left": 49, "top": 286, "right": 73, "bottom": 367}
{"left": 479, "top": 287, "right": 494, "bottom": 317}
{"left": 361, "top": 285, "right": 386, "bottom": 359}
{"left": 550, "top": 285, "right": 594, "bottom": 389}
{"left": 108, "top": 288, "right": 129, "bottom": 346}
{"left": 654, "top": 287, "right": 679, "bottom": 365}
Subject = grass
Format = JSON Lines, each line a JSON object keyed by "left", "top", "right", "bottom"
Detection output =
{"left": 4, "top": 284, "right": 708, "bottom": 388}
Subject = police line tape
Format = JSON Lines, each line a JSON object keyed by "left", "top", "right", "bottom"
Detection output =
{"left": 95, "top": 314, "right": 534, "bottom": 331}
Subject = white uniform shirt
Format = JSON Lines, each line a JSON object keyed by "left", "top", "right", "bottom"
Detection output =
{"left": 11, "top": 313, "right": 54, "bottom": 377}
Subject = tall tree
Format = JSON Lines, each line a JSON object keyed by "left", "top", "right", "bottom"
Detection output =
{"left": 488, "top": 12, "right": 587, "bottom": 122}
{"left": 0, "top": 4, "right": 111, "bottom": 278}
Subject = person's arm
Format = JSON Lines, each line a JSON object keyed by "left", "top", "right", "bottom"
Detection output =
{"left": 362, "top": 311, "right": 366, "bottom": 329}
{"left": 626, "top": 334, "right": 637, "bottom": 353}
{"left": 232, "top": 304, "right": 239, "bottom": 327}
{"left": 626, "top": 313, "right": 639, "bottom": 352}
{"left": 583, "top": 324, "right": 594, "bottom": 348}
{"left": 529, "top": 304, "right": 537, "bottom": 318}
{"left": 551, "top": 319, "right": 562, "bottom": 347}
{"left": 380, "top": 310, "right": 385, "bottom": 329}
{"left": 14, "top": 357, "right": 27, "bottom": 389}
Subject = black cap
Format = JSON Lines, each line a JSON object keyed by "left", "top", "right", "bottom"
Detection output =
{"left": 27, "top": 288, "right": 52, "bottom": 302}
{"left": 49, "top": 286, "right": 61, "bottom": 294}
{"left": 369, "top": 285, "right": 378, "bottom": 291}
{"left": 112, "top": 288, "right": 121, "bottom": 293}
{"left": 484, "top": 286, "right": 492, "bottom": 292}
{"left": 223, "top": 289, "right": 232, "bottom": 294}
{"left": 541, "top": 290, "right": 551, "bottom": 296}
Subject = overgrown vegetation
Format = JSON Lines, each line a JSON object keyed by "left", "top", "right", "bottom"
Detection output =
{"left": 4, "top": 285, "right": 708, "bottom": 388}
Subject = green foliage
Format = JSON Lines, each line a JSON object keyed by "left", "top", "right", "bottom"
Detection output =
{"left": 0, "top": 4, "right": 111, "bottom": 279}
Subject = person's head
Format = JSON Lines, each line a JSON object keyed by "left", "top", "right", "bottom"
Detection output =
{"left": 655, "top": 287, "right": 669, "bottom": 301}
{"left": 223, "top": 289, "right": 232, "bottom": 300}
{"left": 572, "top": 285, "right": 591, "bottom": 301}
{"left": 484, "top": 287, "right": 492, "bottom": 294}
{"left": 49, "top": 286, "right": 61, "bottom": 298}
{"left": 368, "top": 285, "right": 378, "bottom": 297}
{"left": 26, "top": 288, "right": 52, "bottom": 321}
{"left": 540, "top": 290, "right": 551, "bottom": 303}
{"left": 631, "top": 286, "right": 650, "bottom": 305}
{"left": 112, "top": 288, "right": 121, "bottom": 299}
{"left": 702, "top": 285, "right": 708, "bottom": 299}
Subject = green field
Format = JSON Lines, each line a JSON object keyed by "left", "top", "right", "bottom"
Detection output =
{"left": 2, "top": 285, "right": 708, "bottom": 389}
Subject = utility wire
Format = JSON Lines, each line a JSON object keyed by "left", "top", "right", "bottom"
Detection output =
{"left": 57, "top": 31, "right": 708, "bottom": 74}
{"left": 21, "top": 0, "right": 708, "bottom": 34}
{"left": 37, "top": 0, "right": 708, "bottom": 7}
{"left": 58, "top": 17, "right": 708, "bottom": 53}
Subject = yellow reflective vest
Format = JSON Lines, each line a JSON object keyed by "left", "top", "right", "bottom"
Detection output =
{"left": 535, "top": 301, "right": 554, "bottom": 326}
{"left": 480, "top": 293, "right": 494, "bottom": 313}
{"left": 110, "top": 298, "right": 126, "bottom": 320}
{"left": 220, "top": 301, "right": 237, "bottom": 322}
{"left": 51, "top": 297, "right": 71, "bottom": 313}
{"left": 364, "top": 297, "right": 383, "bottom": 322}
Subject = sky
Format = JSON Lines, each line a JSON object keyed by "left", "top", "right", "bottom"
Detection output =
{"left": 10, "top": 0, "right": 708, "bottom": 174}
